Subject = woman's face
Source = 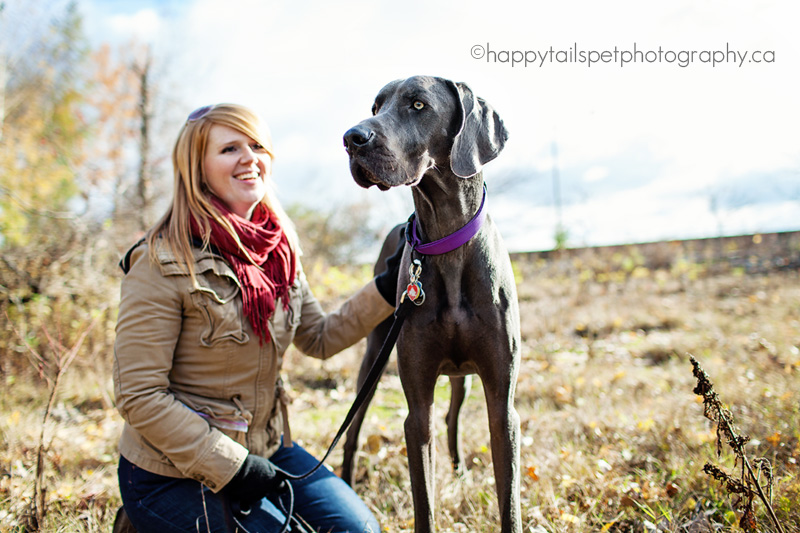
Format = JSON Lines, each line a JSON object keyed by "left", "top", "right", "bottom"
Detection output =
{"left": 203, "top": 124, "right": 271, "bottom": 219}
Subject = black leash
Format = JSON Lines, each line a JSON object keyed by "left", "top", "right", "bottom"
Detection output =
{"left": 284, "top": 296, "right": 414, "bottom": 482}
{"left": 227, "top": 296, "right": 416, "bottom": 533}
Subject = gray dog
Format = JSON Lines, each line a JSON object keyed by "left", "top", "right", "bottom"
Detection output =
{"left": 343, "top": 75, "right": 522, "bottom": 533}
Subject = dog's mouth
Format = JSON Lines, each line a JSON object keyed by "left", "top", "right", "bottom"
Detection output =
{"left": 347, "top": 144, "right": 431, "bottom": 190}
{"left": 349, "top": 158, "right": 394, "bottom": 191}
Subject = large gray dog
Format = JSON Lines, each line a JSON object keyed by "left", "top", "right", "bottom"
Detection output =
{"left": 343, "top": 76, "right": 522, "bottom": 533}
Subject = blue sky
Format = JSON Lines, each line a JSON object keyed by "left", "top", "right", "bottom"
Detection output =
{"left": 74, "top": 0, "right": 800, "bottom": 251}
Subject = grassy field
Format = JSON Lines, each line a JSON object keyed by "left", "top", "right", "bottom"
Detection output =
{"left": 1, "top": 241, "right": 799, "bottom": 532}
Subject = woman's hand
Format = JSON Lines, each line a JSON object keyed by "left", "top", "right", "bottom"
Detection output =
{"left": 224, "top": 454, "right": 288, "bottom": 508}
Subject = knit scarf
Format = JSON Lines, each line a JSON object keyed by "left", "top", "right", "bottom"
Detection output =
{"left": 191, "top": 197, "right": 296, "bottom": 344}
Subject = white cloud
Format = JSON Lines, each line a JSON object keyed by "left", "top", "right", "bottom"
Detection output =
{"left": 107, "top": 9, "right": 162, "bottom": 42}
{"left": 78, "top": 0, "right": 800, "bottom": 251}
{"left": 583, "top": 166, "right": 609, "bottom": 183}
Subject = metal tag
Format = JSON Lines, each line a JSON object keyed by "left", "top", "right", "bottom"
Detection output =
{"left": 402, "top": 259, "right": 426, "bottom": 306}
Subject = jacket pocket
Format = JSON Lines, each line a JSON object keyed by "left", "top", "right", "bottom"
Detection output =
{"left": 191, "top": 268, "right": 249, "bottom": 347}
{"left": 175, "top": 392, "right": 253, "bottom": 447}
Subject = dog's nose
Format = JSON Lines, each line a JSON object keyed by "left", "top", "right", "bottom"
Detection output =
{"left": 343, "top": 125, "right": 374, "bottom": 150}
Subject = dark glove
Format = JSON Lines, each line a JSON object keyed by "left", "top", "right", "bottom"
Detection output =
{"left": 224, "top": 454, "right": 288, "bottom": 508}
{"left": 374, "top": 226, "right": 406, "bottom": 305}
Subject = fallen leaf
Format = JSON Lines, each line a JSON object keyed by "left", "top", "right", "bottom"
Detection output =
{"left": 527, "top": 466, "right": 539, "bottom": 481}
{"left": 666, "top": 482, "right": 680, "bottom": 497}
{"left": 560, "top": 513, "right": 580, "bottom": 524}
{"left": 621, "top": 495, "right": 635, "bottom": 507}
{"left": 366, "top": 434, "right": 383, "bottom": 454}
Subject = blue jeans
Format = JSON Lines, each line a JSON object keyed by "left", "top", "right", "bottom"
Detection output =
{"left": 118, "top": 443, "right": 379, "bottom": 533}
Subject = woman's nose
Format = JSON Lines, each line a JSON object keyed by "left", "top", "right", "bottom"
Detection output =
{"left": 240, "top": 147, "right": 256, "bottom": 163}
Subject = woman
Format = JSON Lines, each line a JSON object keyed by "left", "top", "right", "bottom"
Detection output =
{"left": 114, "top": 103, "right": 399, "bottom": 532}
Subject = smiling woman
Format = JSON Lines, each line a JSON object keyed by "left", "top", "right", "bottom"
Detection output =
{"left": 112, "top": 103, "right": 403, "bottom": 532}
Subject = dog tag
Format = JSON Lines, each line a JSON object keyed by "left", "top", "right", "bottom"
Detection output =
{"left": 406, "top": 281, "right": 425, "bottom": 305}
{"left": 406, "top": 283, "right": 421, "bottom": 301}
{"left": 402, "top": 259, "right": 426, "bottom": 305}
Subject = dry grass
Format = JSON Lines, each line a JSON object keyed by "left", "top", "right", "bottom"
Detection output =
{"left": 1, "top": 250, "right": 799, "bottom": 532}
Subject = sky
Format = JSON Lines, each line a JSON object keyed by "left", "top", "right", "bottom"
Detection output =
{"left": 74, "top": 0, "right": 800, "bottom": 251}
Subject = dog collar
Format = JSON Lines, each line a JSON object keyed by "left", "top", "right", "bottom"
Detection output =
{"left": 406, "top": 184, "right": 487, "bottom": 255}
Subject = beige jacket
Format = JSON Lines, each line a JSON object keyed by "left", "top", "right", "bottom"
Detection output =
{"left": 113, "top": 240, "right": 394, "bottom": 492}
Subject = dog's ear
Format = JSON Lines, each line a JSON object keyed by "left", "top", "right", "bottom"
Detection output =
{"left": 447, "top": 80, "right": 509, "bottom": 178}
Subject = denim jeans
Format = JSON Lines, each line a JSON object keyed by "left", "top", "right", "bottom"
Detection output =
{"left": 118, "top": 443, "right": 378, "bottom": 533}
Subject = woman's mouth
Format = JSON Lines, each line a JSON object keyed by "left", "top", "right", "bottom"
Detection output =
{"left": 234, "top": 171, "right": 260, "bottom": 181}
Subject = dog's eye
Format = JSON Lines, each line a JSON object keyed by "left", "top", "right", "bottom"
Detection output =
{"left": 413, "top": 101, "right": 425, "bottom": 111}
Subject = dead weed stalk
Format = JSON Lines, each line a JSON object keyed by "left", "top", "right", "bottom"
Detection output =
{"left": 689, "top": 354, "right": 785, "bottom": 533}
{"left": 8, "top": 311, "right": 102, "bottom": 531}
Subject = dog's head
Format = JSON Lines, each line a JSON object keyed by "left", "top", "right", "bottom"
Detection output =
{"left": 343, "top": 75, "right": 508, "bottom": 190}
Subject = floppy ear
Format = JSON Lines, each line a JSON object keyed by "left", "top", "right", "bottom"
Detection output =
{"left": 446, "top": 80, "right": 509, "bottom": 178}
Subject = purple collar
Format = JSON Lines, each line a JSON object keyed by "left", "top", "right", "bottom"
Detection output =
{"left": 406, "top": 184, "right": 487, "bottom": 255}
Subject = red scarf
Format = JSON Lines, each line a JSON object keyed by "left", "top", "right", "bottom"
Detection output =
{"left": 191, "top": 197, "right": 296, "bottom": 344}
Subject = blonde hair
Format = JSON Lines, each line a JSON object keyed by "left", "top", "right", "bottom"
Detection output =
{"left": 147, "top": 103, "right": 299, "bottom": 282}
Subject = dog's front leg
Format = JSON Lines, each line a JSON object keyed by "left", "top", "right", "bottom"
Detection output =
{"left": 483, "top": 371, "right": 523, "bottom": 533}
{"left": 404, "top": 402, "right": 436, "bottom": 532}
{"left": 400, "top": 357, "right": 439, "bottom": 533}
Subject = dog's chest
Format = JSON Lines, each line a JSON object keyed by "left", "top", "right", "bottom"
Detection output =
{"left": 400, "top": 301, "right": 492, "bottom": 372}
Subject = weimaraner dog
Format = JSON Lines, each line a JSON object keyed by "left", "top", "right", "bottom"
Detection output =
{"left": 343, "top": 75, "right": 522, "bottom": 533}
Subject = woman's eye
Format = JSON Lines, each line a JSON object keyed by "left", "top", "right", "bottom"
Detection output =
{"left": 413, "top": 101, "right": 425, "bottom": 110}
{"left": 252, "top": 143, "right": 265, "bottom": 151}
{"left": 221, "top": 146, "right": 236, "bottom": 153}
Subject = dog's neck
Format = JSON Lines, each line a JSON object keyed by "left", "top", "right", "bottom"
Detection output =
{"left": 411, "top": 170, "right": 485, "bottom": 245}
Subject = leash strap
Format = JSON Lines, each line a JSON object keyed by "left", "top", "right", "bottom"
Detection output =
{"left": 282, "top": 297, "right": 413, "bottom": 482}
{"left": 227, "top": 245, "right": 420, "bottom": 531}
{"left": 226, "top": 299, "right": 412, "bottom": 533}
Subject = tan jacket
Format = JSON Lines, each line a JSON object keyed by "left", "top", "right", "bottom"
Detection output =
{"left": 113, "top": 240, "right": 394, "bottom": 492}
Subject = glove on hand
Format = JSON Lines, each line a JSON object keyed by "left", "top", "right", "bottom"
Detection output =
{"left": 224, "top": 454, "right": 288, "bottom": 508}
{"left": 374, "top": 227, "right": 406, "bottom": 305}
